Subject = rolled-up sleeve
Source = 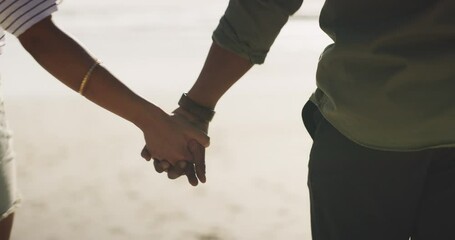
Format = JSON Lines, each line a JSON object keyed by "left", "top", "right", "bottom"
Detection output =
{"left": 213, "top": 0, "right": 303, "bottom": 64}
{"left": 0, "top": 0, "right": 58, "bottom": 37}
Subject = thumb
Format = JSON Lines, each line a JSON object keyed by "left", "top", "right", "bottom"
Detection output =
{"left": 172, "top": 113, "right": 210, "bottom": 147}
{"left": 189, "top": 130, "right": 210, "bottom": 148}
{"left": 187, "top": 126, "right": 210, "bottom": 148}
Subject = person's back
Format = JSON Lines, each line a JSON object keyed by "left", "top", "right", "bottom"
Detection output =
{"left": 314, "top": 0, "right": 455, "bottom": 150}
{"left": 306, "top": 2, "right": 455, "bottom": 239}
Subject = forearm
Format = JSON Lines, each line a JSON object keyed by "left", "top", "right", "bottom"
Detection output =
{"left": 187, "top": 0, "right": 303, "bottom": 108}
{"left": 186, "top": 42, "right": 253, "bottom": 109}
{"left": 18, "top": 16, "right": 160, "bottom": 128}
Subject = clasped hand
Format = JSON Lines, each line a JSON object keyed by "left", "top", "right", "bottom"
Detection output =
{"left": 139, "top": 107, "right": 209, "bottom": 186}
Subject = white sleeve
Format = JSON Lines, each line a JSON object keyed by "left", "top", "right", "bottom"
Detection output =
{"left": 0, "top": 0, "right": 58, "bottom": 37}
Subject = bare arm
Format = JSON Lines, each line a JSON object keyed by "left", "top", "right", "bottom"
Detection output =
{"left": 153, "top": 42, "right": 253, "bottom": 181}
{"left": 187, "top": 0, "right": 303, "bottom": 107}
{"left": 18, "top": 16, "right": 209, "bottom": 185}
{"left": 154, "top": 0, "right": 303, "bottom": 182}
{"left": 186, "top": 42, "right": 253, "bottom": 109}
{"left": 18, "top": 16, "right": 156, "bottom": 128}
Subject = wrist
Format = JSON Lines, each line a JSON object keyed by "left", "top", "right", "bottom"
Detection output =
{"left": 178, "top": 93, "right": 215, "bottom": 123}
{"left": 173, "top": 107, "right": 209, "bottom": 134}
{"left": 132, "top": 101, "right": 166, "bottom": 131}
{"left": 186, "top": 90, "right": 218, "bottom": 110}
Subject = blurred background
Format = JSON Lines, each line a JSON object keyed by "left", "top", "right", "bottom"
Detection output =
{"left": 0, "top": 0, "right": 331, "bottom": 239}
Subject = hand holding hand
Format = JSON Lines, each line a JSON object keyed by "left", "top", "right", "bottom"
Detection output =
{"left": 144, "top": 138, "right": 206, "bottom": 186}
{"left": 161, "top": 107, "right": 210, "bottom": 184}
{"left": 138, "top": 107, "right": 209, "bottom": 186}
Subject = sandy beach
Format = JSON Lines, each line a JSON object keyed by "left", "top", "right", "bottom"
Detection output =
{"left": 1, "top": 0, "right": 332, "bottom": 239}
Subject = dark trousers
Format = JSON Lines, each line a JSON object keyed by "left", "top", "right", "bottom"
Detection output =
{"left": 302, "top": 101, "right": 455, "bottom": 240}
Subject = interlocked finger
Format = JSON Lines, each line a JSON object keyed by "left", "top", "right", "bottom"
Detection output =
{"left": 167, "top": 161, "right": 187, "bottom": 179}
{"left": 143, "top": 140, "right": 205, "bottom": 187}
{"left": 141, "top": 146, "right": 152, "bottom": 161}
{"left": 153, "top": 159, "right": 164, "bottom": 173}
{"left": 188, "top": 139, "right": 206, "bottom": 183}
{"left": 185, "top": 163, "right": 198, "bottom": 186}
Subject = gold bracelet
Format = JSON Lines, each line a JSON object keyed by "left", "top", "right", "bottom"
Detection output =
{"left": 79, "top": 59, "right": 100, "bottom": 95}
